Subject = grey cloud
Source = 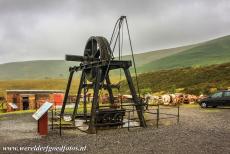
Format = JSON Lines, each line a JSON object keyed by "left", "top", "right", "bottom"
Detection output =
{"left": 0, "top": 0, "right": 230, "bottom": 63}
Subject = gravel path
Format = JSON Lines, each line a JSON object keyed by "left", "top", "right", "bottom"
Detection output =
{"left": 0, "top": 105, "right": 229, "bottom": 154}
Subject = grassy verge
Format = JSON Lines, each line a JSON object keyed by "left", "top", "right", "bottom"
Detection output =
{"left": 0, "top": 109, "right": 36, "bottom": 116}
{"left": 181, "top": 104, "right": 199, "bottom": 108}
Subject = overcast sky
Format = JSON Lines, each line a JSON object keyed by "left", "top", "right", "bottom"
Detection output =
{"left": 0, "top": 0, "right": 230, "bottom": 64}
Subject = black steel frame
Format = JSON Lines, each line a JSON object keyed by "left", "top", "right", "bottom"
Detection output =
{"left": 60, "top": 60, "right": 146, "bottom": 134}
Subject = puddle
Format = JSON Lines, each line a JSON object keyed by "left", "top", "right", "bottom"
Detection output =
{"left": 123, "top": 119, "right": 140, "bottom": 127}
{"left": 73, "top": 119, "right": 140, "bottom": 130}
{"left": 75, "top": 119, "right": 89, "bottom": 131}
{"left": 63, "top": 115, "right": 72, "bottom": 121}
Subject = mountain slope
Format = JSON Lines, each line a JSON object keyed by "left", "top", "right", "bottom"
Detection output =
{"left": 0, "top": 35, "right": 230, "bottom": 80}
{"left": 121, "top": 44, "right": 197, "bottom": 66}
{"left": 121, "top": 62, "right": 230, "bottom": 95}
{"left": 140, "top": 35, "right": 230, "bottom": 72}
{"left": 0, "top": 45, "right": 196, "bottom": 80}
{"left": 1, "top": 62, "right": 230, "bottom": 97}
{"left": 0, "top": 60, "right": 77, "bottom": 80}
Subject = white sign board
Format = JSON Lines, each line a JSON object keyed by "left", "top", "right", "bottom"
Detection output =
{"left": 9, "top": 103, "right": 18, "bottom": 109}
{"left": 32, "top": 102, "right": 53, "bottom": 120}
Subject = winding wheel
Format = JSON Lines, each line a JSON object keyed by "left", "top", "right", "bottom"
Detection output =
{"left": 61, "top": 18, "right": 146, "bottom": 134}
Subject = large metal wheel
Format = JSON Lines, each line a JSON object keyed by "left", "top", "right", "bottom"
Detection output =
{"left": 83, "top": 36, "right": 112, "bottom": 82}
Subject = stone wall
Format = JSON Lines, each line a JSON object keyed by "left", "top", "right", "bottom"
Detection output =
{"left": 6, "top": 92, "right": 59, "bottom": 112}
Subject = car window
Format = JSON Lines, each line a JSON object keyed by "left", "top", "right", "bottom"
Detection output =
{"left": 223, "top": 91, "right": 230, "bottom": 97}
{"left": 211, "top": 92, "right": 223, "bottom": 98}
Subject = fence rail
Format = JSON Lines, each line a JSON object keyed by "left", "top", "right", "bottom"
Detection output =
{"left": 50, "top": 104, "right": 180, "bottom": 135}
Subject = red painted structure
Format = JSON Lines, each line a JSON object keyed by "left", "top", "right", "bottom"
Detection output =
{"left": 54, "top": 93, "right": 64, "bottom": 106}
{"left": 38, "top": 112, "right": 48, "bottom": 136}
{"left": 6, "top": 90, "right": 64, "bottom": 112}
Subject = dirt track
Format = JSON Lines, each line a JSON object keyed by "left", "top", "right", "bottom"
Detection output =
{"left": 0, "top": 105, "right": 230, "bottom": 154}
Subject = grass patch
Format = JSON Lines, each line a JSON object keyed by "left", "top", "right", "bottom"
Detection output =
{"left": 181, "top": 104, "right": 200, "bottom": 108}
{"left": 0, "top": 109, "right": 6, "bottom": 113}
{"left": 0, "top": 109, "right": 36, "bottom": 116}
{"left": 0, "top": 116, "right": 7, "bottom": 121}
{"left": 0, "top": 79, "right": 78, "bottom": 97}
{"left": 53, "top": 103, "right": 92, "bottom": 115}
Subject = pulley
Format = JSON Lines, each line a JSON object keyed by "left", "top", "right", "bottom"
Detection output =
{"left": 83, "top": 36, "right": 112, "bottom": 82}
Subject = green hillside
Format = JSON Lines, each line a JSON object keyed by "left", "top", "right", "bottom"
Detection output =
{"left": 0, "top": 60, "right": 78, "bottom": 80}
{"left": 1, "top": 62, "right": 230, "bottom": 97}
{"left": 0, "top": 35, "right": 230, "bottom": 80}
{"left": 140, "top": 35, "right": 230, "bottom": 72}
{"left": 121, "top": 62, "right": 230, "bottom": 95}
{"left": 121, "top": 44, "right": 197, "bottom": 66}
{"left": 0, "top": 45, "right": 195, "bottom": 80}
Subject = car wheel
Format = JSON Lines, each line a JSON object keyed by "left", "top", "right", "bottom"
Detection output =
{"left": 212, "top": 105, "right": 217, "bottom": 108}
{"left": 201, "top": 102, "right": 208, "bottom": 108}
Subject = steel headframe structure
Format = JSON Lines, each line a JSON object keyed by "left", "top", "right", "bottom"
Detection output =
{"left": 60, "top": 16, "right": 146, "bottom": 134}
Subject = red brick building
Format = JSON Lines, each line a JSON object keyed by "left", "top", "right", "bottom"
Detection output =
{"left": 6, "top": 90, "right": 64, "bottom": 112}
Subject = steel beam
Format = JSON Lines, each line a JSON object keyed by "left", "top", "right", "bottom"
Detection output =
{"left": 105, "top": 75, "right": 115, "bottom": 105}
{"left": 60, "top": 70, "right": 74, "bottom": 116}
{"left": 72, "top": 71, "right": 85, "bottom": 120}
{"left": 123, "top": 68, "right": 147, "bottom": 127}
{"left": 88, "top": 68, "right": 102, "bottom": 134}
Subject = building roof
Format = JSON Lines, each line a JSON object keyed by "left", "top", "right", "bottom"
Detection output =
{"left": 6, "top": 90, "right": 64, "bottom": 93}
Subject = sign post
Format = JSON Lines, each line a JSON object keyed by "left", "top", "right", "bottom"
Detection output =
{"left": 9, "top": 103, "right": 18, "bottom": 111}
{"left": 32, "top": 102, "right": 53, "bottom": 136}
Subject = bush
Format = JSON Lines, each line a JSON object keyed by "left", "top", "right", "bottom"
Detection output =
{"left": 121, "top": 62, "right": 230, "bottom": 95}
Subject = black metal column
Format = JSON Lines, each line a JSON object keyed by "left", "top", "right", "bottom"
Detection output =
{"left": 72, "top": 71, "right": 85, "bottom": 120}
{"left": 105, "top": 75, "right": 115, "bottom": 105}
{"left": 83, "top": 74, "right": 87, "bottom": 120}
{"left": 88, "top": 68, "right": 102, "bottom": 134}
{"left": 61, "top": 70, "right": 74, "bottom": 116}
{"left": 123, "top": 68, "right": 147, "bottom": 127}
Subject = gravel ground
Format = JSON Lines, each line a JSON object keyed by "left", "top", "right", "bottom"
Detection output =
{"left": 0, "top": 105, "right": 229, "bottom": 154}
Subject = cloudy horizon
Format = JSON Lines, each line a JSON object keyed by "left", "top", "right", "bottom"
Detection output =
{"left": 0, "top": 0, "right": 230, "bottom": 64}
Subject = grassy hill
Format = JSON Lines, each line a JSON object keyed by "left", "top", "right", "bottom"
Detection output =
{"left": 0, "top": 79, "right": 70, "bottom": 97}
{"left": 0, "top": 60, "right": 78, "bottom": 80}
{"left": 0, "top": 35, "right": 230, "bottom": 80}
{"left": 140, "top": 35, "right": 230, "bottom": 72}
{"left": 121, "top": 62, "right": 230, "bottom": 95}
{"left": 0, "top": 44, "right": 196, "bottom": 80}
{"left": 121, "top": 44, "right": 197, "bottom": 66}
{"left": 1, "top": 62, "right": 230, "bottom": 97}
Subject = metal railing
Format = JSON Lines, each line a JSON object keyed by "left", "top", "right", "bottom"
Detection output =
{"left": 50, "top": 103, "right": 180, "bottom": 135}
